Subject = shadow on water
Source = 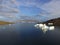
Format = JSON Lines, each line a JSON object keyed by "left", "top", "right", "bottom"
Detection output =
{"left": 0, "top": 23, "right": 60, "bottom": 45}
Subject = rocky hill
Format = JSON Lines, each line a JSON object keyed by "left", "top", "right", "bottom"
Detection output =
{"left": 44, "top": 18, "right": 60, "bottom": 26}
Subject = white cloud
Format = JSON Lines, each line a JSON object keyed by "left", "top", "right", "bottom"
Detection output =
{"left": 0, "top": 0, "right": 19, "bottom": 22}
{"left": 1, "top": 0, "right": 60, "bottom": 22}
{"left": 16, "top": 0, "right": 60, "bottom": 21}
{"left": 17, "top": 0, "right": 41, "bottom": 8}
{"left": 40, "top": 0, "right": 60, "bottom": 20}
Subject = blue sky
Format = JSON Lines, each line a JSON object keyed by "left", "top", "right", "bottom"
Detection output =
{"left": 17, "top": 0, "right": 60, "bottom": 21}
{"left": 0, "top": 0, "right": 60, "bottom": 22}
{"left": 16, "top": 0, "right": 52, "bottom": 21}
{"left": 18, "top": 0, "right": 51, "bottom": 16}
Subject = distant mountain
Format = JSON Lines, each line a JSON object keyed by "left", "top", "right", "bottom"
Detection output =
{"left": 44, "top": 18, "right": 60, "bottom": 26}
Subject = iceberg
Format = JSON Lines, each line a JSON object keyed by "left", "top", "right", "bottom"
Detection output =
{"left": 34, "top": 24, "right": 55, "bottom": 33}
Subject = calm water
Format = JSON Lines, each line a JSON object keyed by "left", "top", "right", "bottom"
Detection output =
{"left": 0, "top": 23, "right": 60, "bottom": 45}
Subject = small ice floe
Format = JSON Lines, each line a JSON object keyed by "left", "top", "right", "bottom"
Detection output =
{"left": 34, "top": 24, "right": 39, "bottom": 28}
{"left": 49, "top": 26, "right": 54, "bottom": 30}
{"left": 34, "top": 24, "right": 44, "bottom": 28}
{"left": 39, "top": 24, "right": 44, "bottom": 28}
{"left": 41, "top": 24, "right": 48, "bottom": 30}
{"left": 48, "top": 23, "right": 53, "bottom": 25}
{"left": 41, "top": 25, "right": 49, "bottom": 33}
{"left": 34, "top": 24, "right": 49, "bottom": 33}
{"left": 34, "top": 24, "right": 55, "bottom": 33}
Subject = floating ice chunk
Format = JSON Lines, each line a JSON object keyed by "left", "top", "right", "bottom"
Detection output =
{"left": 42, "top": 25, "right": 49, "bottom": 30}
{"left": 41, "top": 25, "right": 49, "bottom": 33}
{"left": 34, "top": 24, "right": 44, "bottom": 28}
{"left": 48, "top": 23, "right": 53, "bottom": 25}
{"left": 34, "top": 24, "right": 39, "bottom": 28}
{"left": 39, "top": 24, "right": 44, "bottom": 28}
{"left": 49, "top": 26, "right": 55, "bottom": 30}
{"left": 34, "top": 24, "right": 55, "bottom": 33}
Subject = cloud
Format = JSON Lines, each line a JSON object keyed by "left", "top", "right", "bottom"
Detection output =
{"left": 16, "top": 0, "right": 41, "bottom": 8}
{"left": 0, "top": 0, "right": 19, "bottom": 22}
{"left": 1, "top": 0, "right": 60, "bottom": 22}
{"left": 11, "top": 0, "right": 60, "bottom": 22}
{"left": 40, "top": 0, "right": 60, "bottom": 20}
{"left": 17, "top": 0, "right": 60, "bottom": 21}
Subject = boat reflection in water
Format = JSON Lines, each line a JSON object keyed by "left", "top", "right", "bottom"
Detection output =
{"left": 34, "top": 23, "right": 55, "bottom": 33}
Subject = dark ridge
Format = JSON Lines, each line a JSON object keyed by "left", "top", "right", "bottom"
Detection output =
{"left": 43, "top": 18, "right": 60, "bottom": 26}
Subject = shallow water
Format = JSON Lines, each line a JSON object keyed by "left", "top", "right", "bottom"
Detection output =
{"left": 0, "top": 23, "right": 60, "bottom": 45}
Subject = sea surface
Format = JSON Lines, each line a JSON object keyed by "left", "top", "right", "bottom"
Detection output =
{"left": 0, "top": 23, "right": 60, "bottom": 45}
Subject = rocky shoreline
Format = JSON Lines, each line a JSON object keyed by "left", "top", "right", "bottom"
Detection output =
{"left": 44, "top": 18, "right": 60, "bottom": 26}
{"left": 0, "top": 21, "right": 14, "bottom": 25}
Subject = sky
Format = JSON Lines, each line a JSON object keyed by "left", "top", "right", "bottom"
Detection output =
{"left": 0, "top": 0, "right": 60, "bottom": 22}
